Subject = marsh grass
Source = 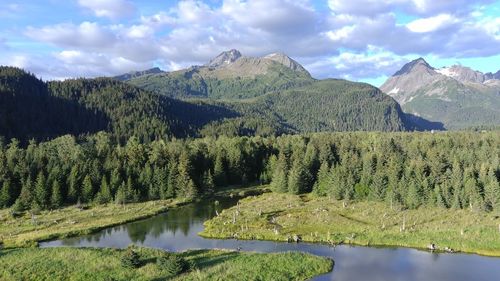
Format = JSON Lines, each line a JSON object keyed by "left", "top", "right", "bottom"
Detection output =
{"left": 0, "top": 199, "right": 188, "bottom": 247}
{"left": 201, "top": 193, "right": 500, "bottom": 256}
{"left": 0, "top": 246, "right": 333, "bottom": 281}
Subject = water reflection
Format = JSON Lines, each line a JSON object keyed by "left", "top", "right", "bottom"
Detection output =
{"left": 41, "top": 197, "right": 500, "bottom": 281}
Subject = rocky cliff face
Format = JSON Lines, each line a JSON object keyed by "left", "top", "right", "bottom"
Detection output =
{"left": 206, "top": 49, "right": 242, "bottom": 68}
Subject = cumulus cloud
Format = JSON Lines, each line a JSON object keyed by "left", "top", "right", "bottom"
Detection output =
{"left": 10, "top": 0, "right": 500, "bottom": 82}
{"left": 304, "top": 47, "right": 408, "bottom": 80}
{"left": 78, "top": 0, "right": 135, "bottom": 19}
{"left": 406, "top": 14, "right": 459, "bottom": 33}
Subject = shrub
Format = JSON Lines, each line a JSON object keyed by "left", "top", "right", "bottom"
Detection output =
{"left": 156, "top": 253, "right": 189, "bottom": 276}
{"left": 121, "top": 247, "right": 141, "bottom": 269}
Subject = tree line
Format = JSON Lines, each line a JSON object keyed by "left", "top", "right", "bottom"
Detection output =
{"left": 0, "top": 131, "right": 498, "bottom": 213}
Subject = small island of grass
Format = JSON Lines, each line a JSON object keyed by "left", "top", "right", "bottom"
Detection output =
{"left": 0, "top": 246, "right": 333, "bottom": 281}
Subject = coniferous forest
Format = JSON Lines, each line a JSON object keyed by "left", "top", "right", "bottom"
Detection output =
{"left": 1, "top": 132, "right": 498, "bottom": 213}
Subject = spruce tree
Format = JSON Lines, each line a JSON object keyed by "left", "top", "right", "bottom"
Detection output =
{"left": 0, "top": 179, "right": 12, "bottom": 208}
{"left": 203, "top": 170, "right": 215, "bottom": 194}
{"left": 67, "top": 166, "right": 80, "bottom": 203}
{"left": 50, "top": 180, "right": 63, "bottom": 208}
{"left": 95, "top": 176, "right": 112, "bottom": 204}
{"left": 34, "top": 172, "right": 48, "bottom": 209}
{"left": 166, "top": 161, "right": 178, "bottom": 199}
{"left": 313, "top": 161, "right": 330, "bottom": 196}
{"left": 287, "top": 159, "right": 308, "bottom": 195}
{"left": 213, "top": 152, "right": 227, "bottom": 187}
{"left": 270, "top": 152, "right": 288, "bottom": 193}
{"left": 177, "top": 153, "right": 197, "bottom": 199}
{"left": 82, "top": 175, "right": 94, "bottom": 203}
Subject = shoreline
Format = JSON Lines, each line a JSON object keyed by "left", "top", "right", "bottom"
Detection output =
{"left": 0, "top": 185, "right": 266, "bottom": 248}
{"left": 200, "top": 192, "right": 500, "bottom": 258}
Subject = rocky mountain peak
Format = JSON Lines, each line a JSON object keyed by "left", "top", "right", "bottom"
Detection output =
{"left": 393, "top": 57, "right": 434, "bottom": 76}
{"left": 264, "top": 52, "right": 308, "bottom": 73}
{"left": 436, "top": 65, "right": 486, "bottom": 83}
{"left": 206, "top": 49, "right": 242, "bottom": 68}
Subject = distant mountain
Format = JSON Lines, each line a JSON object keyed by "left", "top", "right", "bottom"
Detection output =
{"left": 116, "top": 49, "right": 314, "bottom": 99}
{"left": 114, "top": 67, "right": 164, "bottom": 81}
{"left": 381, "top": 58, "right": 500, "bottom": 129}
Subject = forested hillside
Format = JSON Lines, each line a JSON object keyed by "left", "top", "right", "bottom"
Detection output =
{"left": 0, "top": 67, "right": 107, "bottom": 141}
{"left": 1, "top": 67, "right": 414, "bottom": 143}
{"left": 1, "top": 132, "right": 498, "bottom": 213}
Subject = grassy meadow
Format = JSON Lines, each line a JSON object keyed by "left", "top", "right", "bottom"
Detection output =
{"left": 0, "top": 246, "right": 333, "bottom": 281}
{"left": 0, "top": 199, "right": 189, "bottom": 248}
{"left": 201, "top": 193, "right": 500, "bottom": 256}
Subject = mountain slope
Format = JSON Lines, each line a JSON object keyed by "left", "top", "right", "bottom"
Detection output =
{"left": 0, "top": 67, "right": 242, "bottom": 142}
{"left": 119, "top": 50, "right": 314, "bottom": 99}
{"left": 0, "top": 67, "right": 107, "bottom": 141}
{"left": 201, "top": 79, "right": 409, "bottom": 136}
{"left": 380, "top": 58, "right": 500, "bottom": 129}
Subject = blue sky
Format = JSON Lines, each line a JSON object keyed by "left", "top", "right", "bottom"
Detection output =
{"left": 0, "top": 0, "right": 499, "bottom": 86}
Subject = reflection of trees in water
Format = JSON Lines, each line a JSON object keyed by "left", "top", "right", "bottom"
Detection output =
{"left": 59, "top": 197, "right": 240, "bottom": 246}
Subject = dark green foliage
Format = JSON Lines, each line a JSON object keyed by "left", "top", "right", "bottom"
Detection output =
{"left": 0, "top": 67, "right": 107, "bottom": 142}
{"left": 121, "top": 247, "right": 141, "bottom": 269}
{"left": 156, "top": 253, "right": 190, "bottom": 276}
{"left": 50, "top": 180, "right": 63, "bottom": 209}
{"left": 1, "top": 67, "right": 417, "bottom": 144}
{"left": 0, "top": 131, "right": 498, "bottom": 214}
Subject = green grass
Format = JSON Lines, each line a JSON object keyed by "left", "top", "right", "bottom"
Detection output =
{"left": 0, "top": 246, "right": 333, "bottom": 281}
{"left": 0, "top": 199, "right": 189, "bottom": 248}
{"left": 201, "top": 193, "right": 500, "bottom": 256}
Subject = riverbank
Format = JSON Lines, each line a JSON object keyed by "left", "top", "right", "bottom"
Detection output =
{"left": 201, "top": 193, "right": 500, "bottom": 257}
{"left": 0, "top": 199, "right": 191, "bottom": 248}
{"left": 0, "top": 185, "right": 267, "bottom": 248}
{"left": 0, "top": 246, "right": 333, "bottom": 281}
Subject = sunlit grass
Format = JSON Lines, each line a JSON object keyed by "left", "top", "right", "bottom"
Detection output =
{"left": 0, "top": 199, "right": 188, "bottom": 248}
{"left": 0, "top": 247, "right": 333, "bottom": 281}
{"left": 201, "top": 193, "right": 500, "bottom": 256}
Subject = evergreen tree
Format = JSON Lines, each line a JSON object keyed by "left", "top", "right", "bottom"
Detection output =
{"left": 166, "top": 160, "right": 178, "bottom": 199}
{"left": 50, "top": 180, "right": 63, "bottom": 208}
{"left": 95, "top": 176, "right": 112, "bottom": 204}
{"left": 405, "top": 179, "right": 422, "bottom": 209}
{"left": 177, "top": 153, "right": 197, "bottom": 199}
{"left": 270, "top": 152, "right": 288, "bottom": 193}
{"left": 369, "top": 171, "right": 387, "bottom": 201}
{"left": 202, "top": 170, "right": 215, "bottom": 194}
{"left": 484, "top": 168, "right": 500, "bottom": 212}
{"left": 34, "top": 172, "right": 48, "bottom": 209}
{"left": 0, "top": 179, "right": 12, "bottom": 208}
{"left": 15, "top": 177, "right": 33, "bottom": 211}
{"left": 82, "top": 175, "right": 94, "bottom": 203}
{"left": 115, "top": 182, "right": 126, "bottom": 205}
{"left": 67, "top": 166, "right": 80, "bottom": 203}
{"left": 287, "top": 159, "right": 308, "bottom": 195}
{"left": 213, "top": 152, "right": 227, "bottom": 187}
{"left": 313, "top": 161, "right": 330, "bottom": 196}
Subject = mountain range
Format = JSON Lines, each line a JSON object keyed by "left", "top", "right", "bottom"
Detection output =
{"left": 380, "top": 58, "right": 500, "bottom": 129}
{"left": 1, "top": 50, "right": 416, "bottom": 143}
{"left": 2, "top": 49, "right": 498, "bottom": 143}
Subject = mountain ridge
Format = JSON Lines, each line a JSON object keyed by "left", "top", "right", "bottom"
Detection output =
{"left": 381, "top": 58, "right": 500, "bottom": 129}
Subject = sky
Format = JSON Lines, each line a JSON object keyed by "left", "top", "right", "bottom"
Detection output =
{"left": 0, "top": 0, "right": 499, "bottom": 86}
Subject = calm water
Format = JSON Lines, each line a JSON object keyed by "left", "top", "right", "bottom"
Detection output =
{"left": 41, "top": 197, "right": 500, "bottom": 281}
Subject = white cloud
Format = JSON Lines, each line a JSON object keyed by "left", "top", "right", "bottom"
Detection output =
{"left": 26, "top": 22, "right": 115, "bottom": 49}
{"left": 305, "top": 47, "right": 408, "bottom": 80}
{"left": 78, "top": 0, "right": 135, "bottom": 19}
{"left": 9, "top": 0, "right": 500, "bottom": 81}
{"left": 406, "top": 14, "right": 458, "bottom": 33}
